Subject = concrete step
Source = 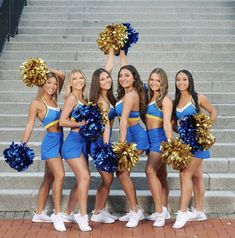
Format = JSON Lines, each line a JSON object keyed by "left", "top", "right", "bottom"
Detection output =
{"left": 26, "top": 0, "right": 235, "bottom": 8}
{"left": 2, "top": 51, "right": 235, "bottom": 62}
{"left": 0, "top": 171, "right": 234, "bottom": 191}
{"left": 0, "top": 91, "right": 234, "bottom": 103}
{"left": 0, "top": 102, "right": 234, "bottom": 116}
{"left": 17, "top": 19, "right": 235, "bottom": 29}
{"left": 17, "top": 27, "right": 235, "bottom": 36}
{"left": 23, "top": 6, "right": 235, "bottom": 14}
{"left": 1, "top": 70, "right": 235, "bottom": 82}
{"left": 1, "top": 157, "right": 234, "bottom": 173}
{"left": 5, "top": 42, "right": 235, "bottom": 52}
{"left": 0, "top": 127, "right": 234, "bottom": 143}
{"left": 0, "top": 188, "right": 234, "bottom": 213}
{"left": 0, "top": 60, "right": 235, "bottom": 72}
{"left": 20, "top": 12, "right": 235, "bottom": 21}
{"left": 0, "top": 141, "right": 234, "bottom": 157}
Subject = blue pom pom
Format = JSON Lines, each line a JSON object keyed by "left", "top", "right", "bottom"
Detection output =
{"left": 79, "top": 103, "right": 104, "bottom": 140}
{"left": 72, "top": 104, "right": 88, "bottom": 122}
{"left": 92, "top": 143, "right": 117, "bottom": 173}
{"left": 178, "top": 115, "right": 202, "bottom": 152}
{"left": 122, "top": 22, "right": 139, "bottom": 55}
{"left": 3, "top": 142, "right": 35, "bottom": 172}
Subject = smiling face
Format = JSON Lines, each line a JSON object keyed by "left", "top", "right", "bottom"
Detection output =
{"left": 71, "top": 72, "right": 85, "bottom": 91}
{"left": 118, "top": 68, "right": 134, "bottom": 89}
{"left": 176, "top": 72, "right": 189, "bottom": 92}
{"left": 99, "top": 71, "right": 112, "bottom": 91}
{"left": 148, "top": 72, "right": 161, "bottom": 92}
{"left": 42, "top": 76, "right": 58, "bottom": 95}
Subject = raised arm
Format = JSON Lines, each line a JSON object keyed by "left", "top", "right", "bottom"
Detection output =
{"left": 198, "top": 94, "right": 217, "bottom": 124}
{"left": 162, "top": 96, "right": 174, "bottom": 140}
{"left": 119, "top": 50, "right": 128, "bottom": 67}
{"left": 21, "top": 100, "right": 39, "bottom": 144}
{"left": 49, "top": 68, "right": 65, "bottom": 93}
{"left": 105, "top": 48, "right": 114, "bottom": 74}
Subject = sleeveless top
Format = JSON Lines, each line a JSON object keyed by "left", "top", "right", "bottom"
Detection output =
{"left": 115, "top": 100, "right": 140, "bottom": 121}
{"left": 108, "top": 104, "right": 116, "bottom": 121}
{"left": 145, "top": 102, "right": 163, "bottom": 122}
{"left": 70, "top": 97, "right": 85, "bottom": 121}
{"left": 176, "top": 99, "right": 197, "bottom": 120}
{"left": 41, "top": 97, "right": 61, "bottom": 129}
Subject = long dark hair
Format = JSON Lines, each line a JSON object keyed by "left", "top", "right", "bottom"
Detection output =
{"left": 117, "top": 65, "right": 146, "bottom": 114}
{"left": 172, "top": 69, "right": 200, "bottom": 120}
{"left": 148, "top": 68, "right": 168, "bottom": 109}
{"left": 89, "top": 68, "right": 116, "bottom": 106}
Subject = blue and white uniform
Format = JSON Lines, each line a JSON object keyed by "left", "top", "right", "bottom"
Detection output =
{"left": 115, "top": 100, "right": 149, "bottom": 151}
{"left": 40, "top": 97, "right": 63, "bottom": 160}
{"left": 176, "top": 100, "right": 210, "bottom": 159}
{"left": 61, "top": 97, "right": 88, "bottom": 160}
{"left": 146, "top": 102, "right": 167, "bottom": 153}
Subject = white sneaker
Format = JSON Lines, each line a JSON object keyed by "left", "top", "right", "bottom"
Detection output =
{"left": 172, "top": 210, "right": 193, "bottom": 229}
{"left": 119, "top": 209, "right": 144, "bottom": 222}
{"left": 163, "top": 207, "right": 171, "bottom": 219}
{"left": 126, "top": 209, "right": 144, "bottom": 228}
{"left": 153, "top": 211, "right": 165, "bottom": 227}
{"left": 91, "top": 210, "right": 115, "bottom": 223}
{"left": 188, "top": 209, "right": 207, "bottom": 221}
{"left": 32, "top": 210, "right": 52, "bottom": 223}
{"left": 74, "top": 213, "right": 92, "bottom": 232}
{"left": 102, "top": 208, "right": 118, "bottom": 221}
{"left": 62, "top": 212, "right": 76, "bottom": 223}
{"left": 51, "top": 212, "right": 66, "bottom": 232}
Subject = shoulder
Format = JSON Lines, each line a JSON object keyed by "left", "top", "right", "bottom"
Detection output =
{"left": 65, "top": 93, "right": 77, "bottom": 105}
{"left": 123, "top": 90, "right": 138, "bottom": 102}
{"left": 162, "top": 96, "right": 173, "bottom": 106}
{"left": 197, "top": 94, "right": 208, "bottom": 104}
{"left": 98, "top": 98, "right": 109, "bottom": 110}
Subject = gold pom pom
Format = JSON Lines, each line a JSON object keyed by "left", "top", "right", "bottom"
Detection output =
{"left": 194, "top": 112, "right": 216, "bottom": 150}
{"left": 98, "top": 103, "right": 109, "bottom": 125}
{"left": 161, "top": 138, "right": 192, "bottom": 171}
{"left": 113, "top": 141, "right": 139, "bottom": 172}
{"left": 97, "top": 24, "right": 128, "bottom": 54}
{"left": 20, "top": 58, "right": 49, "bottom": 87}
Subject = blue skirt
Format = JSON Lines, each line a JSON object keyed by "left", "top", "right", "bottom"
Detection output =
{"left": 193, "top": 149, "right": 210, "bottom": 159}
{"left": 41, "top": 132, "right": 63, "bottom": 160}
{"left": 147, "top": 127, "right": 167, "bottom": 153}
{"left": 126, "top": 124, "right": 149, "bottom": 150}
{"left": 62, "top": 131, "right": 88, "bottom": 160}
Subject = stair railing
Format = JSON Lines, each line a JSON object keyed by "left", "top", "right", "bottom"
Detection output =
{"left": 0, "top": 0, "right": 27, "bottom": 54}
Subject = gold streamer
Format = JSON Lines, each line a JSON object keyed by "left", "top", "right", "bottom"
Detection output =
{"left": 194, "top": 112, "right": 216, "bottom": 150}
{"left": 161, "top": 138, "right": 192, "bottom": 171}
{"left": 97, "top": 24, "right": 128, "bottom": 54}
{"left": 98, "top": 103, "right": 109, "bottom": 125}
{"left": 19, "top": 58, "right": 49, "bottom": 87}
{"left": 113, "top": 141, "right": 139, "bottom": 172}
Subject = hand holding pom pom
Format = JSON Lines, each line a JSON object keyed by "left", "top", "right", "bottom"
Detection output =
{"left": 92, "top": 143, "right": 117, "bottom": 173}
{"left": 3, "top": 142, "right": 35, "bottom": 172}
{"left": 20, "top": 58, "right": 49, "bottom": 87}
{"left": 161, "top": 138, "right": 192, "bottom": 171}
{"left": 113, "top": 141, "right": 139, "bottom": 172}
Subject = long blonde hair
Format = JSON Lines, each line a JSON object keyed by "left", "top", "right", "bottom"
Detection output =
{"left": 148, "top": 68, "right": 168, "bottom": 109}
{"left": 64, "top": 69, "right": 87, "bottom": 99}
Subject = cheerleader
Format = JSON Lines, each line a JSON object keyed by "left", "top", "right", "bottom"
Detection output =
{"left": 89, "top": 48, "right": 118, "bottom": 223}
{"left": 172, "top": 70, "right": 217, "bottom": 229}
{"left": 21, "top": 69, "right": 66, "bottom": 232}
{"left": 115, "top": 50, "right": 149, "bottom": 228}
{"left": 59, "top": 69, "right": 91, "bottom": 232}
{"left": 145, "top": 68, "right": 173, "bottom": 227}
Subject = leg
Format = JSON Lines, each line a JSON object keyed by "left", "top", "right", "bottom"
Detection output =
{"left": 66, "top": 154, "right": 90, "bottom": 216}
{"left": 157, "top": 163, "right": 169, "bottom": 208}
{"left": 94, "top": 170, "right": 113, "bottom": 211}
{"left": 192, "top": 161, "right": 204, "bottom": 211}
{"left": 179, "top": 157, "right": 203, "bottom": 212}
{"left": 116, "top": 169, "right": 138, "bottom": 212}
{"left": 145, "top": 152, "right": 163, "bottom": 213}
{"left": 35, "top": 162, "right": 54, "bottom": 213}
{"left": 46, "top": 157, "right": 65, "bottom": 214}
{"left": 65, "top": 184, "right": 79, "bottom": 214}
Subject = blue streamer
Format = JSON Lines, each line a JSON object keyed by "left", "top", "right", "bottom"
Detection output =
{"left": 92, "top": 143, "right": 117, "bottom": 173}
{"left": 3, "top": 142, "right": 34, "bottom": 172}
{"left": 178, "top": 115, "right": 202, "bottom": 153}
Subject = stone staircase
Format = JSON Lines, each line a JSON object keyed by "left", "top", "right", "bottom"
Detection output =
{"left": 0, "top": 0, "right": 234, "bottom": 214}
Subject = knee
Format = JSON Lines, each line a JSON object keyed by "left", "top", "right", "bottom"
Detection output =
{"left": 81, "top": 173, "right": 90, "bottom": 184}
{"left": 116, "top": 171, "right": 128, "bottom": 181}
{"left": 54, "top": 171, "right": 65, "bottom": 182}
{"left": 43, "top": 173, "right": 54, "bottom": 184}
{"left": 145, "top": 166, "right": 155, "bottom": 178}
{"left": 102, "top": 177, "right": 113, "bottom": 188}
